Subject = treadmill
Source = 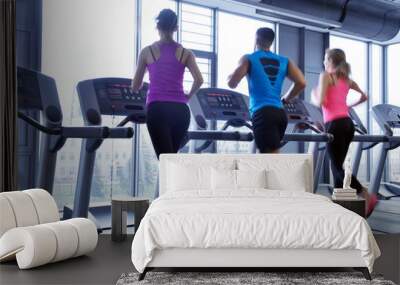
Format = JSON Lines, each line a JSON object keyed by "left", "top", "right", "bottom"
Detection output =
{"left": 349, "top": 108, "right": 389, "bottom": 178}
{"left": 186, "top": 88, "right": 255, "bottom": 153}
{"left": 187, "top": 88, "right": 333, "bottom": 185}
{"left": 17, "top": 67, "right": 117, "bottom": 194}
{"left": 63, "top": 78, "right": 147, "bottom": 222}
{"left": 368, "top": 104, "right": 400, "bottom": 233}
{"left": 284, "top": 99, "right": 332, "bottom": 192}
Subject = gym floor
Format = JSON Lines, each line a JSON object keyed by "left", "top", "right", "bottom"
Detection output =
{"left": 1, "top": 234, "right": 399, "bottom": 285}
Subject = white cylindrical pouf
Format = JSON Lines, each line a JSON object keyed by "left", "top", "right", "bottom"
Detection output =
{"left": 65, "top": 218, "right": 98, "bottom": 257}
{"left": 0, "top": 196, "right": 17, "bottom": 237}
{"left": 24, "top": 189, "right": 59, "bottom": 224}
{"left": 0, "top": 226, "right": 57, "bottom": 269}
{"left": 1, "top": 192, "right": 39, "bottom": 227}
{"left": 43, "top": 221, "right": 79, "bottom": 262}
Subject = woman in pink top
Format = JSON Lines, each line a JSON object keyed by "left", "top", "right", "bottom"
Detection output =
{"left": 313, "top": 48, "right": 377, "bottom": 216}
{"left": 131, "top": 9, "right": 203, "bottom": 159}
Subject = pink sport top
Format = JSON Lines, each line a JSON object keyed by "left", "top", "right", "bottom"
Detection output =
{"left": 321, "top": 77, "right": 350, "bottom": 123}
{"left": 146, "top": 42, "right": 187, "bottom": 105}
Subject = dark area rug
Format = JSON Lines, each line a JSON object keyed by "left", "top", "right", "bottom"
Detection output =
{"left": 117, "top": 271, "right": 396, "bottom": 285}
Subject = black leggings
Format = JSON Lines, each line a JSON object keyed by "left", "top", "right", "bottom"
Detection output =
{"left": 325, "top": 117, "right": 363, "bottom": 193}
{"left": 146, "top": 102, "right": 190, "bottom": 159}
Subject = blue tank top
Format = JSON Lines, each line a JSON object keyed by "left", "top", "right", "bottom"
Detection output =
{"left": 246, "top": 50, "right": 288, "bottom": 116}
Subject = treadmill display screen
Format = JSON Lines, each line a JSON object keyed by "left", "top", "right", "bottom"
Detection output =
{"left": 284, "top": 101, "right": 309, "bottom": 121}
{"left": 193, "top": 88, "right": 250, "bottom": 121}
{"left": 96, "top": 83, "right": 146, "bottom": 103}
{"left": 373, "top": 105, "right": 400, "bottom": 131}
{"left": 388, "top": 110, "right": 400, "bottom": 128}
{"left": 80, "top": 78, "right": 148, "bottom": 117}
{"left": 205, "top": 93, "right": 241, "bottom": 110}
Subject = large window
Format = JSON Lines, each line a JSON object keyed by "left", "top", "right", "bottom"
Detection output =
{"left": 387, "top": 43, "right": 400, "bottom": 182}
{"left": 42, "top": 0, "right": 136, "bottom": 208}
{"left": 181, "top": 2, "right": 214, "bottom": 91}
{"left": 370, "top": 44, "right": 383, "bottom": 171}
{"left": 329, "top": 35, "right": 368, "bottom": 182}
{"left": 217, "top": 12, "right": 273, "bottom": 153}
{"left": 217, "top": 12, "right": 273, "bottom": 95}
{"left": 180, "top": 3, "right": 213, "bottom": 52}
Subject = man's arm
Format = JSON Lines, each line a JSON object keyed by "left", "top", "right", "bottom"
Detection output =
{"left": 228, "top": 55, "right": 249, "bottom": 89}
{"left": 282, "top": 60, "right": 306, "bottom": 102}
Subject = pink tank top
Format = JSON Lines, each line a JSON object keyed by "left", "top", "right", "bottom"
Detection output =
{"left": 146, "top": 42, "right": 187, "bottom": 105}
{"left": 321, "top": 77, "right": 350, "bottom": 123}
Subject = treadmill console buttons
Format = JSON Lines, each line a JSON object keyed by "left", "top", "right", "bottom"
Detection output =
{"left": 91, "top": 80, "right": 147, "bottom": 116}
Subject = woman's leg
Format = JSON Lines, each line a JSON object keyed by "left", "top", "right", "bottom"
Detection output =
{"left": 344, "top": 122, "right": 364, "bottom": 193}
{"left": 326, "top": 119, "right": 350, "bottom": 188}
{"left": 171, "top": 104, "right": 191, "bottom": 153}
{"left": 342, "top": 120, "right": 377, "bottom": 215}
{"left": 146, "top": 103, "right": 174, "bottom": 159}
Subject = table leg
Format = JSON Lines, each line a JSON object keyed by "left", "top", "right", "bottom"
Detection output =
{"left": 112, "top": 202, "right": 123, "bottom": 242}
{"left": 134, "top": 202, "right": 149, "bottom": 235}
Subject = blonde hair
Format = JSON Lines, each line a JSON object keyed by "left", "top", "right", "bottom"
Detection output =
{"left": 326, "top": 48, "right": 351, "bottom": 80}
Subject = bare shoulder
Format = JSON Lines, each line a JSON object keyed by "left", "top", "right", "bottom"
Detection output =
{"left": 319, "top": 71, "right": 333, "bottom": 84}
{"left": 239, "top": 54, "right": 249, "bottom": 63}
{"left": 183, "top": 47, "right": 195, "bottom": 57}
{"left": 181, "top": 47, "right": 195, "bottom": 64}
{"left": 140, "top": 46, "right": 151, "bottom": 57}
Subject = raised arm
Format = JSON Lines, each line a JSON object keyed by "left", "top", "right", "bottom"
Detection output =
{"left": 347, "top": 79, "right": 368, "bottom": 108}
{"left": 227, "top": 55, "right": 249, "bottom": 89}
{"left": 185, "top": 50, "right": 204, "bottom": 99}
{"left": 312, "top": 72, "right": 330, "bottom": 106}
{"left": 282, "top": 60, "right": 306, "bottom": 103}
{"left": 131, "top": 48, "right": 148, "bottom": 93}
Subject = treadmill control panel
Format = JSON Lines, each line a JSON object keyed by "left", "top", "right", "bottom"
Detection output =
{"left": 93, "top": 78, "right": 147, "bottom": 116}
{"left": 193, "top": 88, "right": 250, "bottom": 121}
{"left": 284, "top": 100, "right": 310, "bottom": 122}
{"left": 373, "top": 104, "right": 400, "bottom": 130}
{"left": 77, "top": 78, "right": 148, "bottom": 123}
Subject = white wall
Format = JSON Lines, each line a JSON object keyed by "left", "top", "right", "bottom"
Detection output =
{"left": 42, "top": 0, "right": 136, "bottom": 121}
{"left": 41, "top": 0, "right": 136, "bottom": 207}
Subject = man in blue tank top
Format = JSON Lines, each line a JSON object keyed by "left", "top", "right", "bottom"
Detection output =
{"left": 228, "top": 27, "right": 306, "bottom": 153}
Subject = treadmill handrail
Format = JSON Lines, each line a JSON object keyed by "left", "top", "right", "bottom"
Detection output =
{"left": 18, "top": 111, "right": 110, "bottom": 138}
{"left": 187, "top": 130, "right": 254, "bottom": 153}
{"left": 18, "top": 111, "right": 61, "bottom": 135}
{"left": 282, "top": 133, "right": 334, "bottom": 143}
{"left": 61, "top": 126, "right": 110, "bottom": 138}
{"left": 188, "top": 130, "right": 254, "bottom": 141}
{"left": 302, "top": 121, "right": 324, "bottom": 134}
{"left": 108, "top": 127, "right": 134, "bottom": 138}
{"left": 187, "top": 130, "right": 333, "bottom": 153}
{"left": 352, "top": 134, "right": 388, "bottom": 143}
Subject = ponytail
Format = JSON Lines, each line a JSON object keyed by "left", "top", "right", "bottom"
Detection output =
{"left": 325, "top": 48, "right": 351, "bottom": 80}
{"left": 335, "top": 60, "right": 351, "bottom": 80}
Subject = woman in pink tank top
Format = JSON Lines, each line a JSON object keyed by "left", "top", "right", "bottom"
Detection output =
{"left": 312, "top": 48, "right": 377, "bottom": 216}
{"left": 131, "top": 9, "right": 203, "bottom": 161}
